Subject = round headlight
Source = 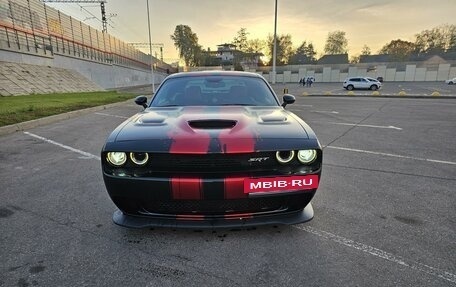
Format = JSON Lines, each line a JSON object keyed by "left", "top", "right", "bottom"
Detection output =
{"left": 130, "top": 152, "right": 149, "bottom": 165}
{"left": 276, "top": 150, "right": 295, "bottom": 164}
{"left": 297, "top": 149, "right": 317, "bottom": 164}
{"left": 107, "top": 152, "right": 127, "bottom": 166}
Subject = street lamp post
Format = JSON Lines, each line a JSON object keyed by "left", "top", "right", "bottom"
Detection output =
{"left": 146, "top": 0, "right": 155, "bottom": 93}
{"left": 272, "top": 0, "right": 277, "bottom": 84}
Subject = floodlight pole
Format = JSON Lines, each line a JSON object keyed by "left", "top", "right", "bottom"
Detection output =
{"left": 272, "top": 0, "right": 277, "bottom": 84}
{"left": 146, "top": 0, "right": 155, "bottom": 93}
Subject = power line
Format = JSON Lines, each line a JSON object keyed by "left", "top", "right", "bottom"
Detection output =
{"left": 41, "top": 0, "right": 111, "bottom": 33}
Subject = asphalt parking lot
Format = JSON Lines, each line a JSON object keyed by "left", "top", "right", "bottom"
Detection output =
{"left": 1, "top": 85, "right": 455, "bottom": 286}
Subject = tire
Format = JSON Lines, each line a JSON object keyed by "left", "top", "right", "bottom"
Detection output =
{"left": 347, "top": 85, "right": 354, "bottom": 91}
{"left": 370, "top": 85, "right": 378, "bottom": 91}
{"left": 450, "top": 81, "right": 454, "bottom": 85}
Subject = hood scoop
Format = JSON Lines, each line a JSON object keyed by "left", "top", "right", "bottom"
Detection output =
{"left": 137, "top": 114, "right": 166, "bottom": 124}
{"left": 188, "top": 119, "right": 237, "bottom": 129}
{"left": 260, "top": 114, "right": 288, "bottom": 122}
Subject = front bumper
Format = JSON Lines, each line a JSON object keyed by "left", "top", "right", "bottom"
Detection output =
{"left": 112, "top": 203, "right": 314, "bottom": 229}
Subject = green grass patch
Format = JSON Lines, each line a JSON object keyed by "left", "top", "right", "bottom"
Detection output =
{"left": 0, "top": 91, "right": 136, "bottom": 127}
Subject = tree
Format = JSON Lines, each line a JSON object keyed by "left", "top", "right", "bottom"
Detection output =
{"left": 170, "top": 25, "right": 200, "bottom": 66}
{"left": 361, "top": 45, "right": 371, "bottom": 55}
{"left": 233, "top": 28, "right": 249, "bottom": 52}
{"left": 379, "top": 39, "right": 416, "bottom": 61}
{"left": 352, "top": 45, "right": 371, "bottom": 63}
{"left": 350, "top": 55, "right": 360, "bottom": 64}
{"left": 288, "top": 41, "right": 317, "bottom": 64}
{"left": 245, "top": 38, "right": 265, "bottom": 54}
{"left": 324, "top": 31, "right": 348, "bottom": 54}
{"left": 198, "top": 48, "right": 220, "bottom": 66}
{"left": 266, "top": 34, "right": 294, "bottom": 65}
{"left": 415, "top": 24, "right": 456, "bottom": 54}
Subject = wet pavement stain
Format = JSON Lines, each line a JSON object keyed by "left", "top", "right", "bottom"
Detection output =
{"left": 8, "top": 266, "right": 22, "bottom": 272}
{"left": 394, "top": 216, "right": 424, "bottom": 226}
{"left": 29, "top": 265, "right": 45, "bottom": 274}
{"left": 17, "top": 278, "right": 29, "bottom": 287}
{"left": 0, "top": 207, "right": 14, "bottom": 218}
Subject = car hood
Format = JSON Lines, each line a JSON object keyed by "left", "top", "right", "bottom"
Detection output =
{"left": 106, "top": 106, "right": 319, "bottom": 153}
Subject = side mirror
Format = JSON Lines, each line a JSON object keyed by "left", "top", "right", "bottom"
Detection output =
{"left": 281, "top": 94, "right": 295, "bottom": 108}
{"left": 135, "top": 96, "right": 148, "bottom": 109}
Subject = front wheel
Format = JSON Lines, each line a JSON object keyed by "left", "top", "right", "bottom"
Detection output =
{"left": 370, "top": 85, "right": 378, "bottom": 91}
{"left": 346, "top": 85, "right": 354, "bottom": 91}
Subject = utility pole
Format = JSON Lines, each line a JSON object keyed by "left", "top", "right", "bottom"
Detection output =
{"left": 272, "top": 0, "right": 277, "bottom": 84}
{"left": 100, "top": 1, "right": 107, "bottom": 33}
{"left": 146, "top": 0, "right": 155, "bottom": 93}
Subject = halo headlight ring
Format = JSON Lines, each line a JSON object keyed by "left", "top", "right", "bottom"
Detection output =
{"left": 297, "top": 149, "right": 317, "bottom": 164}
{"left": 106, "top": 152, "right": 127, "bottom": 166}
{"left": 276, "top": 150, "right": 295, "bottom": 164}
{"left": 129, "top": 152, "right": 149, "bottom": 165}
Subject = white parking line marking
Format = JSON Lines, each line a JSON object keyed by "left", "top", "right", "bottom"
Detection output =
{"left": 24, "top": 132, "right": 101, "bottom": 161}
{"left": 295, "top": 225, "right": 456, "bottom": 284}
{"left": 329, "top": 122, "right": 403, "bottom": 130}
{"left": 326, "top": 146, "right": 456, "bottom": 166}
{"left": 95, "top": 112, "right": 128, "bottom": 119}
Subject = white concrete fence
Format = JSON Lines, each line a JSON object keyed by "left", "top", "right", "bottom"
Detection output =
{"left": 188, "top": 62, "right": 456, "bottom": 83}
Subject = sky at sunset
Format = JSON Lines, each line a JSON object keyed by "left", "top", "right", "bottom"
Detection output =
{"left": 45, "top": 0, "right": 456, "bottom": 64}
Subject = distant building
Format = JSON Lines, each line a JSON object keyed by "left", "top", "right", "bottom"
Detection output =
{"left": 359, "top": 54, "right": 392, "bottom": 63}
{"left": 317, "top": 54, "right": 349, "bottom": 64}
{"left": 202, "top": 43, "right": 263, "bottom": 69}
{"left": 216, "top": 43, "right": 237, "bottom": 63}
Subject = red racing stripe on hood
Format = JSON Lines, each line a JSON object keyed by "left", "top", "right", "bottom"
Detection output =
{"left": 218, "top": 112, "right": 256, "bottom": 153}
{"left": 168, "top": 107, "right": 211, "bottom": 154}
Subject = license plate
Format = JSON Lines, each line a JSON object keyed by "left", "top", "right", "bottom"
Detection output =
{"left": 244, "top": 175, "right": 319, "bottom": 193}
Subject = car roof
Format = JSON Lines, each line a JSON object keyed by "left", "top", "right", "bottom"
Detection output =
{"left": 165, "top": 70, "right": 264, "bottom": 80}
{"left": 346, "top": 77, "right": 366, "bottom": 80}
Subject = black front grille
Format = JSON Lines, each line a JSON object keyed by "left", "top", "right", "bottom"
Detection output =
{"left": 148, "top": 152, "right": 278, "bottom": 172}
{"left": 138, "top": 193, "right": 313, "bottom": 216}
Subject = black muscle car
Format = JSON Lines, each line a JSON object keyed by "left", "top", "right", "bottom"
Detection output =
{"left": 101, "top": 71, "right": 322, "bottom": 228}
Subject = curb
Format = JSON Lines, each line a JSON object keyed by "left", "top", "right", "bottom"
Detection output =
{"left": 298, "top": 94, "right": 456, "bottom": 99}
{"left": 0, "top": 100, "right": 132, "bottom": 137}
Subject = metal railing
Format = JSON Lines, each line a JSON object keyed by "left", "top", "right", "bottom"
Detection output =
{"left": 0, "top": 0, "right": 173, "bottom": 73}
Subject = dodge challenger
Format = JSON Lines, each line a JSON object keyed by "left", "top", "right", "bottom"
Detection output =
{"left": 101, "top": 71, "right": 322, "bottom": 228}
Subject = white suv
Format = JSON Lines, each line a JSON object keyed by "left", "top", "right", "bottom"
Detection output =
{"left": 343, "top": 77, "right": 382, "bottom": 91}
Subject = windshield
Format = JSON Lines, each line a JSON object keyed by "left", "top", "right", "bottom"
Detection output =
{"left": 150, "top": 75, "right": 280, "bottom": 107}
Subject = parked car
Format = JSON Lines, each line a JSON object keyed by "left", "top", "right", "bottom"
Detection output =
{"left": 366, "top": 77, "right": 382, "bottom": 83}
{"left": 101, "top": 71, "right": 323, "bottom": 228}
{"left": 343, "top": 77, "right": 382, "bottom": 91}
{"left": 445, "top": 77, "right": 456, "bottom": 85}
